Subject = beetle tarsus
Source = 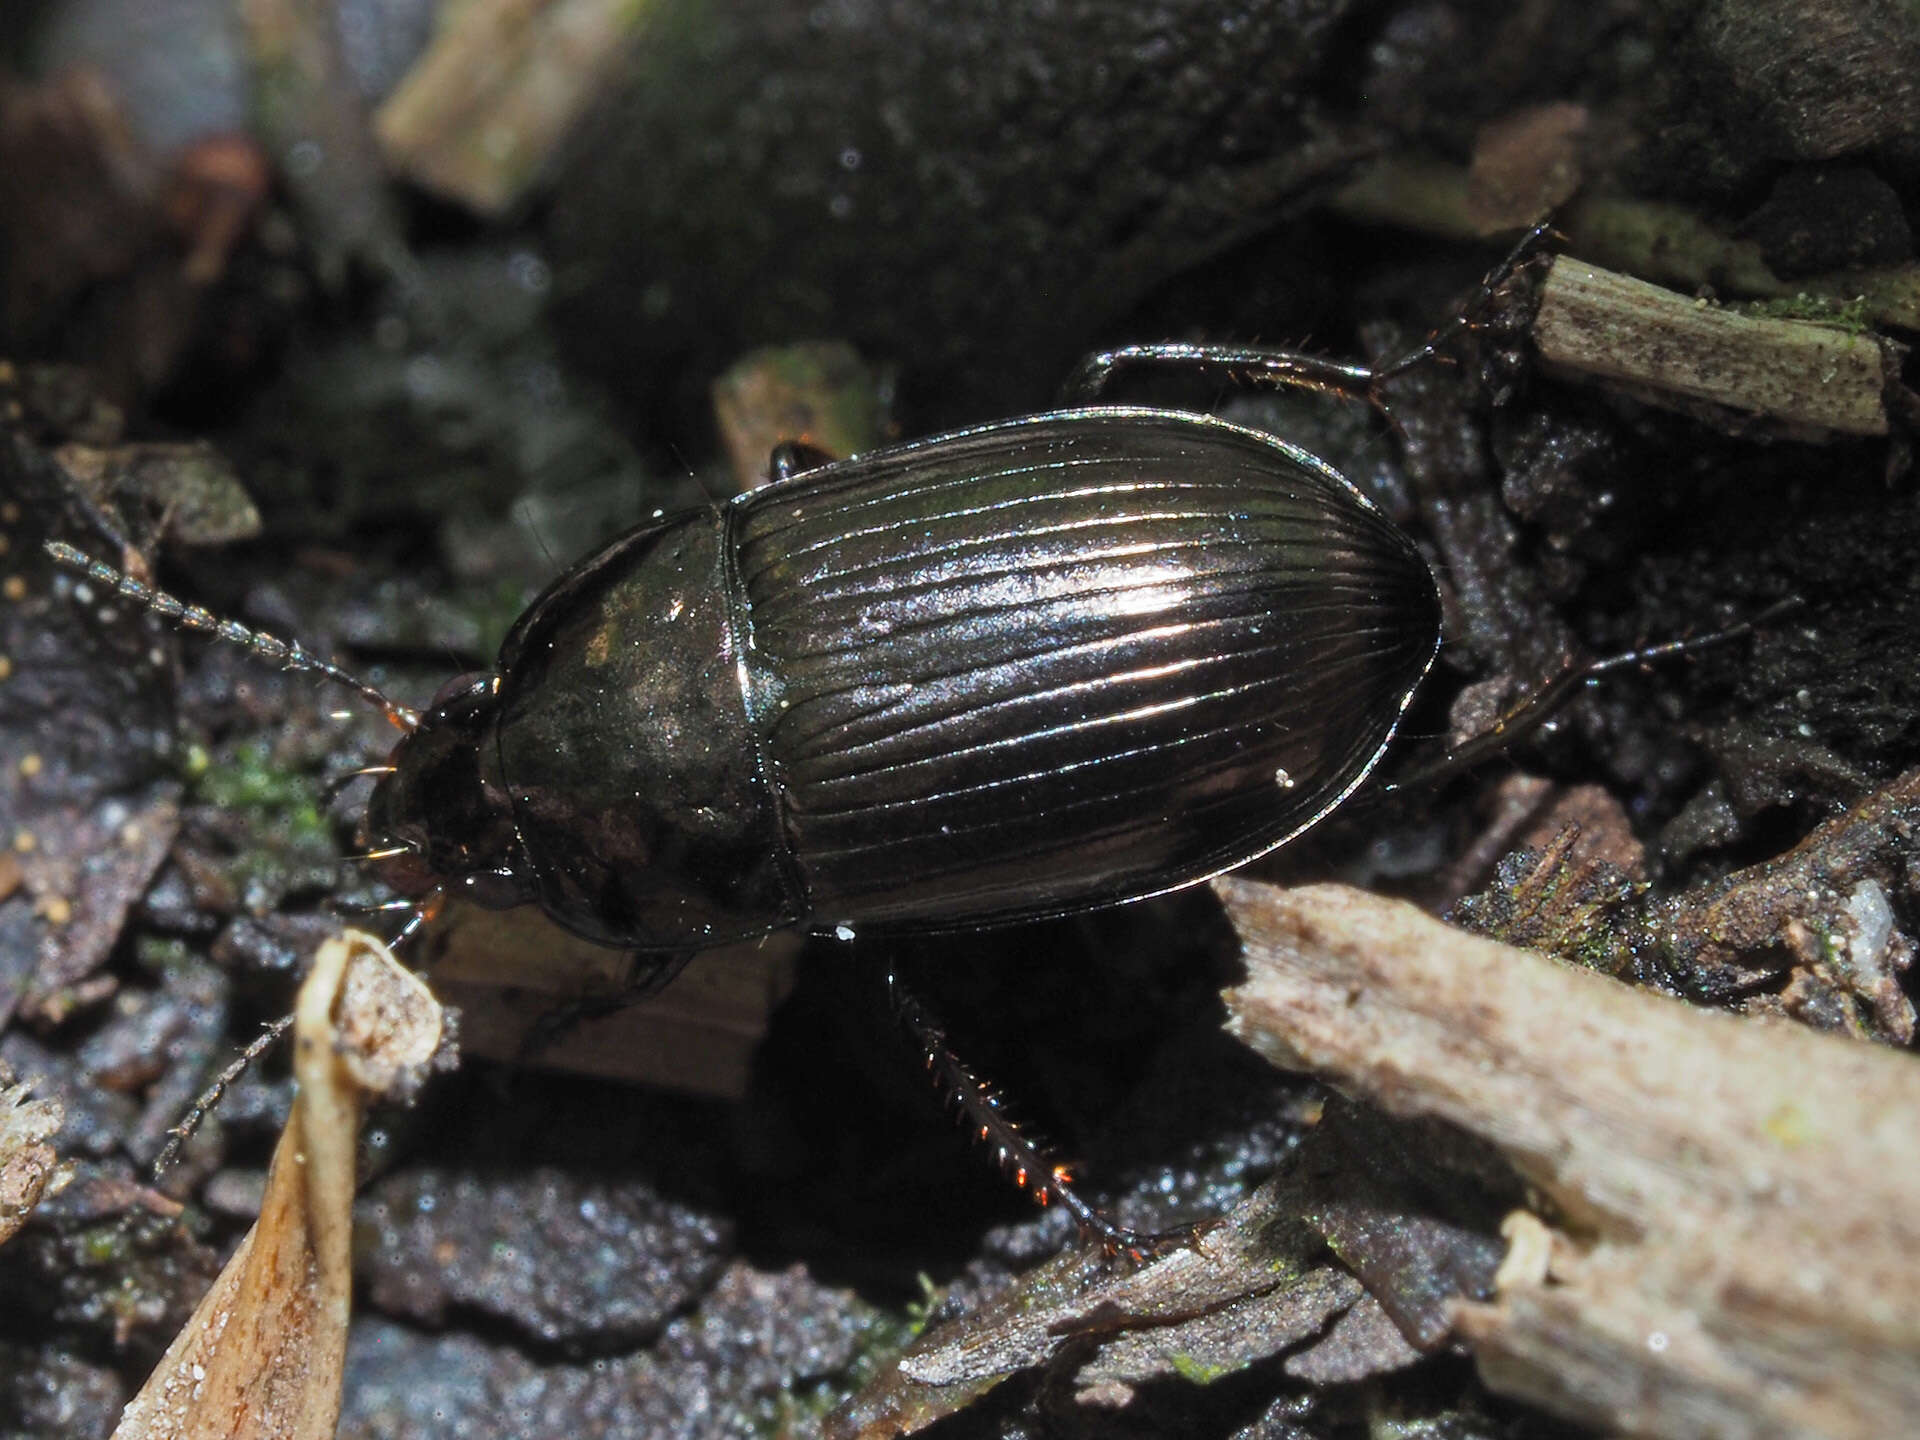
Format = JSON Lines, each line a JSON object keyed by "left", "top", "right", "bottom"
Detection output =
{"left": 1060, "top": 222, "right": 1560, "bottom": 415}
{"left": 1372, "top": 217, "right": 1561, "bottom": 385}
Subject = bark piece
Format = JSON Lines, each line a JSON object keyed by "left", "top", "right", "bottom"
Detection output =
{"left": 1217, "top": 878, "right": 1920, "bottom": 1440}
{"left": 1532, "top": 257, "right": 1901, "bottom": 439}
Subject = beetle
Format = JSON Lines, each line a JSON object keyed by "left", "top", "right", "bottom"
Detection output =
{"left": 355, "top": 401, "right": 1441, "bottom": 954}
{"left": 48, "top": 310, "right": 1779, "bottom": 1235}
{"left": 47, "top": 350, "right": 1444, "bottom": 1243}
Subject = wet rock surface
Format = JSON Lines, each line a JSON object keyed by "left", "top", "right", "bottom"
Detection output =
{"left": 357, "top": 1164, "right": 732, "bottom": 1350}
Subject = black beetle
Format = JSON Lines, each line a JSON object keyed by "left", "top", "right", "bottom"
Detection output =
{"left": 356, "top": 403, "right": 1441, "bottom": 953}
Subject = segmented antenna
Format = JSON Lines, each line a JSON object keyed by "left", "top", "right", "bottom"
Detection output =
{"left": 152, "top": 1014, "right": 294, "bottom": 1178}
{"left": 44, "top": 540, "right": 418, "bottom": 730}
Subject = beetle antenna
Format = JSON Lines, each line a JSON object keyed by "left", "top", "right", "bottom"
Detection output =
{"left": 44, "top": 541, "right": 419, "bottom": 731}
{"left": 152, "top": 1013, "right": 296, "bottom": 1179}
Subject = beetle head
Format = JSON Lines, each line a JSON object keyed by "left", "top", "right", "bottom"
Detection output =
{"left": 362, "top": 674, "right": 531, "bottom": 910}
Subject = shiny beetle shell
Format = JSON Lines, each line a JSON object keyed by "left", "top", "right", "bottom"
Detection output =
{"left": 364, "top": 406, "right": 1441, "bottom": 951}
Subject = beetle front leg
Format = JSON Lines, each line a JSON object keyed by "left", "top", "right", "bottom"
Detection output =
{"left": 515, "top": 950, "right": 696, "bottom": 1062}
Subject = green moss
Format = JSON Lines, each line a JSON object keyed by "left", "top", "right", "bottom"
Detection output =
{"left": 80, "top": 1227, "right": 128, "bottom": 1267}
{"left": 465, "top": 578, "right": 538, "bottom": 664}
{"left": 1739, "top": 293, "right": 1875, "bottom": 333}
{"left": 189, "top": 737, "right": 328, "bottom": 849}
{"left": 1169, "top": 1352, "right": 1238, "bottom": 1385}
{"left": 753, "top": 1302, "right": 917, "bottom": 1437}
{"left": 134, "top": 936, "right": 192, "bottom": 977}
{"left": 902, "top": 1272, "right": 942, "bottom": 1338}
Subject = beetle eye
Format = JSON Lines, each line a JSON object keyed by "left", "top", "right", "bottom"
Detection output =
{"left": 429, "top": 671, "right": 491, "bottom": 711}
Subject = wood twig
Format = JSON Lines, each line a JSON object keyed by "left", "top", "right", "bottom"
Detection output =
{"left": 1218, "top": 879, "right": 1920, "bottom": 1440}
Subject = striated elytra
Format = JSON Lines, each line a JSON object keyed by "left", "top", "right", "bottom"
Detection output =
{"left": 363, "top": 404, "right": 1442, "bottom": 953}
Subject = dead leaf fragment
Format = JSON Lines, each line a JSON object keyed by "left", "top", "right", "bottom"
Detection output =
{"left": 112, "top": 930, "right": 444, "bottom": 1440}
{"left": 711, "top": 341, "right": 890, "bottom": 493}
{"left": 1467, "top": 103, "right": 1590, "bottom": 231}
{"left": 834, "top": 1136, "right": 1456, "bottom": 1439}
{"left": 0, "top": 1061, "right": 65, "bottom": 1246}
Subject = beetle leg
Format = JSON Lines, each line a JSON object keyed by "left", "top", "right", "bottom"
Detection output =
{"left": 1062, "top": 221, "right": 1560, "bottom": 410}
{"left": 1381, "top": 597, "right": 1803, "bottom": 798}
{"left": 885, "top": 968, "right": 1174, "bottom": 1260}
{"left": 1060, "top": 342, "right": 1376, "bottom": 407}
{"left": 512, "top": 950, "right": 696, "bottom": 1063}
{"left": 625, "top": 949, "right": 696, "bottom": 999}
{"left": 1372, "top": 218, "right": 1559, "bottom": 384}
{"left": 766, "top": 439, "right": 840, "bottom": 483}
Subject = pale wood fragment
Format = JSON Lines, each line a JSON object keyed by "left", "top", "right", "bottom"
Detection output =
{"left": 1532, "top": 257, "right": 1895, "bottom": 438}
{"left": 375, "top": 0, "right": 653, "bottom": 216}
{"left": 1217, "top": 879, "right": 1920, "bottom": 1440}
{"left": 423, "top": 903, "right": 797, "bottom": 1100}
{"left": 1331, "top": 157, "right": 1920, "bottom": 332}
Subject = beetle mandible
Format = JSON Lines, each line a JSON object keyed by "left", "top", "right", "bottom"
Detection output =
{"left": 355, "top": 398, "right": 1440, "bottom": 955}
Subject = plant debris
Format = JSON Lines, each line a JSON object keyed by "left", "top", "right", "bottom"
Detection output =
{"left": 0, "top": 1060, "right": 64, "bottom": 1247}
{"left": 1454, "top": 766, "right": 1920, "bottom": 1043}
{"left": 1530, "top": 257, "right": 1907, "bottom": 440}
{"left": 1219, "top": 879, "right": 1920, "bottom": 1440}
{"left": 112, "top": 929, "right": 444, "bottom": 1440}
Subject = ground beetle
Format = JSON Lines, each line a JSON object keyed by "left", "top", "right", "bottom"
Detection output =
{"left": 355, "top": 402, "right": 1440, "bottom": 954}
{"left": 44, "top": 248, "right": 1600, "bottom": 1236}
